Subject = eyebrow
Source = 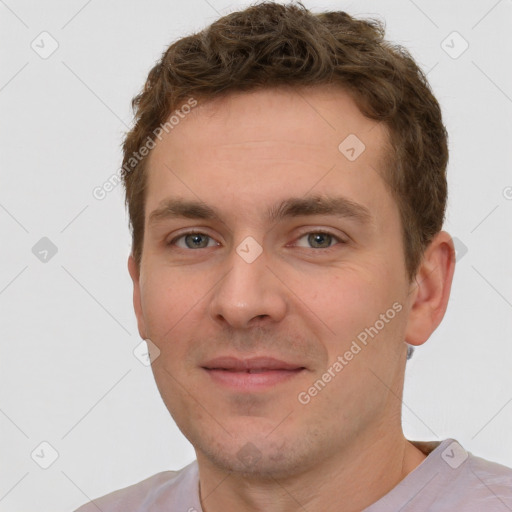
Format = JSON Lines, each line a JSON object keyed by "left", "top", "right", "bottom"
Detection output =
{"left": 148, "top": 195, "right": 373, "bottom": 227}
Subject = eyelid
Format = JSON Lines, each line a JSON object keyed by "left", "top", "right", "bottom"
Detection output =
{"left": 167, "top": 229, "right": 220, "bottom": 247}
{"left": 167, "top": 228, "right": 348, "bottom": 251}
{"left": 291, "top": 227, "right": 348, "bottom": 244}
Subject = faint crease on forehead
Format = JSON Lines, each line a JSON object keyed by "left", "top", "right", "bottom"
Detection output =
{"left": 148, "top": 195, "right": 374, "bottom": 227}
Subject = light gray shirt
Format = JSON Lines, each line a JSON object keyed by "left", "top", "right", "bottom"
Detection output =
{"left": 74, "top": 439, "right": 512, "bottom": 511}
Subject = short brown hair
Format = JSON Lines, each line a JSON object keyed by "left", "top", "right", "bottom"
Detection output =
{"left": 122, "top": 1, "right": 448, "bottom": 282}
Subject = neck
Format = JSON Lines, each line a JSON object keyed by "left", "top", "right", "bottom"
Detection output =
{"left": 196, "top": 427, "right": 427, "bottom": 512}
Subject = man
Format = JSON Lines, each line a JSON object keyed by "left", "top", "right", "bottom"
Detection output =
{"left": 76, "top": 2, "right": 512, "bottom": 510}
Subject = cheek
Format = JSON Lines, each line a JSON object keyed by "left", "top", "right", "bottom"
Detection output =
{"left": 308, "top": 269, "right": 383, "bottom": 330}
{"left": 303, "top": 265, "right": 404, "bottom": 358}
{"left": 140, "top": 270, "right": 203, "bottom": 343}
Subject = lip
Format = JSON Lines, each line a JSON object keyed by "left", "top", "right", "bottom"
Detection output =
{"left": 202, "top": 356, "right": 305, "bottom": 372}
{"left": 201, "top": 356, "right": 307, "bottom": 392}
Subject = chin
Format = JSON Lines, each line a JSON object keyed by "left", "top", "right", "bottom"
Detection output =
{"left": 196, "top": 429, "right": 312, "bottom": 479}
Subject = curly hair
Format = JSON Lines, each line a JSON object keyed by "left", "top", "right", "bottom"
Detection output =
{"left": 121, "top": 1, "right": 448, "bottom": 282}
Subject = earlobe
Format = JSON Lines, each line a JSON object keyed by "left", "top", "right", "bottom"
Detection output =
{"left": 128, "top": 254, "right": 147, "bottom": 340}
{"left": 404, "top": 231, "right": 456, "bottom": 346}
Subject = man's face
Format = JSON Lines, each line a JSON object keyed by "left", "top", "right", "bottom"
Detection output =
{"left": 129, "top": 86, "right": 417, "bottom": 477}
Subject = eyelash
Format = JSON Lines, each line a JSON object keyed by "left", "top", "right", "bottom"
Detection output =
{"left": 167, "top": 229, "right": 347, "bottom": 252}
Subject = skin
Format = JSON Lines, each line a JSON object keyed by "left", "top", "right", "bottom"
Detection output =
{"left": 128, "top": 85, "right": 455, "bottom": 512}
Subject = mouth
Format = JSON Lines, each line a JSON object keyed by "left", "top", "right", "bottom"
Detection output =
{"left": 209, "top": 368, "right": 302, "bottom": 373}
{"left": 201, "top": 356, "right": 307, "bottom": 391}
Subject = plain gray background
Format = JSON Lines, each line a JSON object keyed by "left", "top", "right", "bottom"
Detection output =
{"left": 1, "top": 0, "right": 511, "bottom": 510}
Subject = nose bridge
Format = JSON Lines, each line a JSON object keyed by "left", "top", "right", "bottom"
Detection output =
{"left": 208, "top": 238, "right": 287, "bottom": 327}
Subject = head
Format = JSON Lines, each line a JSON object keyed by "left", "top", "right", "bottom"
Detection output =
{"left": 125, "top": 2, "right": 455, "bottom": 477}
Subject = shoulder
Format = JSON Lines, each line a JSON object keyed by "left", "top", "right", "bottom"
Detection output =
{"left": 463, "top": 450, "right": 512, "bottom": 498}
{"left": 373, "top": 439, "right": 512, "bottom": 512}
{"left": 74, "top": 460, "right": 199, "bottom": 512}
{"left": 436, "top": 443, "right": 512, "bottom": 510}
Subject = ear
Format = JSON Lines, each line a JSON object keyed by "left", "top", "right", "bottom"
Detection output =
{"left": 128, "top": 254, "right": 147, "bottom": 340}
{"left": 404, "top": 230, "right": 456, "bottom": 346}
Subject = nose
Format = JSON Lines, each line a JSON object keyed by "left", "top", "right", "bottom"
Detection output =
{"left": 208, "top": 241, "right": 288, "bottom": 329}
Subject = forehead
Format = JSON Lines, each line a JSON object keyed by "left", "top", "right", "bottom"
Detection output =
{"left": 164, "top": 85, "right": 387, "bottom": 161}
{"left": 144, "top": 86, "right": 395, "bottom": 227}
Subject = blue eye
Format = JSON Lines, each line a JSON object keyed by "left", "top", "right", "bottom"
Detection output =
{"left": 167, "top": 230, "right": 345, "bottom": 251}
{"left": 170, "top": 232, "right": 217, "bottom": 249}
{"left": 295, "top": 231, "right": 344, "bottom": 249}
